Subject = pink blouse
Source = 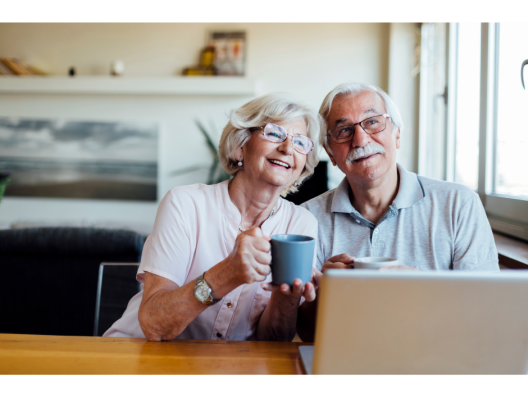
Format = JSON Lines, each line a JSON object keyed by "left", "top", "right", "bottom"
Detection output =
{"left": 103, "top": 180, "right": 318, "bottom": 340}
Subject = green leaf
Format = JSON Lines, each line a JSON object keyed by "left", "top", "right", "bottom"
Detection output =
{"left": 207, "top": 158, "right": 219, "bottom": 184}
{"left": 0, "top": 177, "right": 10, "bottom": 203}
{"left": 195, "top": 119, "right": 218, "bottom": 156}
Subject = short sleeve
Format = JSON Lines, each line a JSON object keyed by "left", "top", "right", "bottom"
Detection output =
{"left": 138, "top": 189, "right": 194, "bottom": 286}
{"left": 452, "top": 193, "right": 499, "bottom": 271}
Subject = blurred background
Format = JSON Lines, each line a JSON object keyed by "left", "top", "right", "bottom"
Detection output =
{"left": 1, "top": 22, "right": 527, "bottom": 338}
{"left": 0, "top": 23, "right": 420, "bottom": 235}
{"left": 0, "top": 23, "right": 526, "bottom": 241}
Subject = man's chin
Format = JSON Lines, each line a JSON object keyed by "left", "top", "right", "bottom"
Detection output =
{"left": 347, "top": 159, "right": 385, "bottom": 181}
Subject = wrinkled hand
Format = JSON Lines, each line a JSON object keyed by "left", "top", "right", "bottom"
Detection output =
{"left": 223, "top": 227, "right": 272, "bottom": 285}
{"left": 378, "top": 265, "right": 419, "bottom": 271}
{"left": 321, "top": 253, "right": 355, "bottom": 273}
{"left": 261, "top": 268, "right": 322, "bottom": 302}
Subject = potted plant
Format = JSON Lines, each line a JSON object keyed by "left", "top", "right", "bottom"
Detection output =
{"left": 0, "top": 172, "right": 10, "bottom": 203}
{"left": 169, "top": 120, "right": 231, "bottom": 184}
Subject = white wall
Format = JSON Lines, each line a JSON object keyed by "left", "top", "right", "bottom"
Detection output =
{"left": 0, "top": 23, "right": 419, "bottom": 234}
{"left": 0, "top": 23, "right": 389, "bottom": 108}
{"left": 388, "top": 23, "right": 421, "bottom": 173}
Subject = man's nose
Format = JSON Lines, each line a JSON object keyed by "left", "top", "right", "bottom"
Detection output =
{"left": 351, "top": 125, "right": 371, "bottom": 148}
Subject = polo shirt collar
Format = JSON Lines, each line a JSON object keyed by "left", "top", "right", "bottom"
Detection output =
{"left": 330, "top": 163, "right": 424, "bottom": 214}
{"left": 330, "top": 177, "right": 355, "bottom": 214}
{"left": 392, "top": 163, "right": 425, "bottom": 209}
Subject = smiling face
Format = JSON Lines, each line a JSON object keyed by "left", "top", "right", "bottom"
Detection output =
{"left": 326, "top": 90, "right": 400, "bottom": 186}
{"left": 236, "top": 118, "right": 308, "bottom": 191}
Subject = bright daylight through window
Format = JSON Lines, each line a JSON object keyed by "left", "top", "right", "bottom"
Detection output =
{"left": 494, "top": 23, "right": 528, "bottom": 199}
{"left": 430, "top": 23, "right": 528, "bottom": 241}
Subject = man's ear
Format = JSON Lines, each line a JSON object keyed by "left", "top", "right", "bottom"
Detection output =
{"left": 324, "top": 146, "right": 337, "bottom": 166}
{"left": 395, "top": 127, "right": 401, "bottom": 149}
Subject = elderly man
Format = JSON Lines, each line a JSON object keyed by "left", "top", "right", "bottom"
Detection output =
{"left": 297, "top": 82, "right": 499, "bottom": 341}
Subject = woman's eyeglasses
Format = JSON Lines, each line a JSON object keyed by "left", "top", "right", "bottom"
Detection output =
{"left": 327, "top": 114, "right": 390, "bottom": 144}
{"left": 249, "top": 123, "right": 314, "bottom": 155}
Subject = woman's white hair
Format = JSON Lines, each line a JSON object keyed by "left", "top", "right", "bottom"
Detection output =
{"left": 218, "top": 92, "right": 322, "bottom": 196}
{"left": 318, "top": 82, "right": 404, "bottom": 154}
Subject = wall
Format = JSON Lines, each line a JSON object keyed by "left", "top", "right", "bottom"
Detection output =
{"left": 0, "top": 23, "right": 419, "bottom": 234}
{"left": 388, "top": 23, "right": 421, "bottom": 173}
{"left": 0, "top": 23, "right": 389, "bottom": 107}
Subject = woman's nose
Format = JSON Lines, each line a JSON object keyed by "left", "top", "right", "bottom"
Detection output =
{"left": 278, "top": 135, "right": 294, "bottom": 154}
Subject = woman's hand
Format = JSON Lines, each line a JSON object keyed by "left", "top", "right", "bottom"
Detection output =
{"left": 261, "top": 267, "right": 322, "bottom": 303}
{"left": 206, "top": 227, "right": 272, "bottom": 297}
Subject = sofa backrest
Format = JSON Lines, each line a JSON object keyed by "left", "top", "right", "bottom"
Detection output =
{"left": 0, "top": 227, "right": 146, "bottom": 337}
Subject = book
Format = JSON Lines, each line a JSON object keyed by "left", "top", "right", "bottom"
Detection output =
{"left": 0, "top": 58, "right": 49, "bottom": 76}
{"left": 22, "top": 62, "right": 48, "bottom": 76}
{"left": 0, "top": 60, "right": 14, "bottom": 76}
{"left": 0, "top": 58, "right": 32, "bottom": 75}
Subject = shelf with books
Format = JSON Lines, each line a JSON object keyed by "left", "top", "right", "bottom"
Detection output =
{"left": 0, "top": 76, "right": 258, "bottom": 96}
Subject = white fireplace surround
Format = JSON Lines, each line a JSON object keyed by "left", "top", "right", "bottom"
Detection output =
{"left": 0, "top": 77, "right": 259, "bottom": 235}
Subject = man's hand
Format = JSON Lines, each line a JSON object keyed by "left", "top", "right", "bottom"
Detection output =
{"left": 261, "top": 268, "right": 322, "bottom": 302}
{"left": 321, "top": 253, "right": 355, "bottom": 273}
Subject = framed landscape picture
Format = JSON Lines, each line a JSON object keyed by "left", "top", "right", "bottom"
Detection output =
{"left": 0, "top": 118, "right": 158, "bottom": 201}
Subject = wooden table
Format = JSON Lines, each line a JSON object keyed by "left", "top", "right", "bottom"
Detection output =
{"left": 494, "top": 232, "right": 528, "bottom": 270}
{"left": 0, "top": 333, "right": 310, "bottom": 374}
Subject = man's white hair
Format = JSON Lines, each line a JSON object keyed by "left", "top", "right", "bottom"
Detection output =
{"left": 318, "top": 82, "right": 404, "bottom": 154}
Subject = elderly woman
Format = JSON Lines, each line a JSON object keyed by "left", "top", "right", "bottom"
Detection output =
{"left": 104, "top": 93, "right": 322, "bottom": 341}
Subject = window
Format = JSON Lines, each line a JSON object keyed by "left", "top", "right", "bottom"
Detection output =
{"left": 421, "top": 23, "right": 528, "bottom": 241}
{"left": 494, "top": 23, "right": 528, "bottom": 199}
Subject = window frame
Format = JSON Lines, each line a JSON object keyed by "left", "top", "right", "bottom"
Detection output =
{"left": 477, "top": 23, "right": 528, "bottom": 241}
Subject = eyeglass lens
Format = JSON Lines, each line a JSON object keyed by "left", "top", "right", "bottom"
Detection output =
{"left": 330, "top": 115, "right": 387, "bottom": 143}
{"left": 263, "top": 124, "right": 313, "bottom": 154}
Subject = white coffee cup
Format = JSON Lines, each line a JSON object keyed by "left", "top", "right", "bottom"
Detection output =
{"left": 353, "top": 257, "right": 398, "bottom": 269}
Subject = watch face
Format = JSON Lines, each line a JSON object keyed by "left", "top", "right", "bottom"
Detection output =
{"left": 195, "top": 283, "right": 210, "bottom": 302}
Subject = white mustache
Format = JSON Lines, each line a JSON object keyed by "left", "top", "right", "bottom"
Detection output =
{"left": 346, "top": 142, "right": 386, "bottom": 165}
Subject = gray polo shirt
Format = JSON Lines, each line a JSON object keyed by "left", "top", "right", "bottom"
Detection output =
{"left": 302, "top": 163, "right": 499, "bottom": 271}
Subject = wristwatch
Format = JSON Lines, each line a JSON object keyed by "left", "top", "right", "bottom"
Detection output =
{"left": 194, "top": 272, "right": 222, "bottom": 306}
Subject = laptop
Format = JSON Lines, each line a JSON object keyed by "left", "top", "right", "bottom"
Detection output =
{"left": 299, "top": 270, "right": 528, "bottom": 374}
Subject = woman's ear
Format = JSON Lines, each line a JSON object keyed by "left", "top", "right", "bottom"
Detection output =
{"left": 235, "top": 146, "right": 243, "bottom": 162}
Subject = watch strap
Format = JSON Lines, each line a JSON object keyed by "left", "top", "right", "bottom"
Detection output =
{"left": 195, "top": 272, "right": 221, "bottom": 305}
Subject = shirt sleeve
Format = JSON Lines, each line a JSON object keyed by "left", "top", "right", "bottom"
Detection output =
{"left": 137, "top": 188, "right": 194, "bottom": 286}
{"left": 452, "top": 193, "right": 499, "bottom": 271}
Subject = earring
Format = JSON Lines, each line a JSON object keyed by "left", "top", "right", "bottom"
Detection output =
{"left": 237, "top": 161, "right": 243, "bottom": 167}
{"left": 294, "top": 181, "right": 299, "bottom": 187}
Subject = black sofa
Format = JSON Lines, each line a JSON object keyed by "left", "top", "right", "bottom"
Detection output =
{"left": 0, "top": 227, "right": 145, "bottom": 337}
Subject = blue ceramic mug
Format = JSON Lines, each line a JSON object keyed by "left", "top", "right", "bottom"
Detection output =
{"left": 270, "top": 234, "right": 315, "bottom": 286}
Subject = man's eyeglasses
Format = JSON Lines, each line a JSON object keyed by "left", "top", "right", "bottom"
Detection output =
{"left": 327, "top": 114, "right": 391, "bottom": 144}
{"left": 250, "top": 123, "right": 314, "bottom": 155}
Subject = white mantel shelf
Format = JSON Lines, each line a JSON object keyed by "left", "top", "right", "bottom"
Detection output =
{"left": 0, "top": 76, "right": 257, "bottom": 96}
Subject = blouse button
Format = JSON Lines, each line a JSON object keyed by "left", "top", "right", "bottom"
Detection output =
{"left": 227, "top": 302, "right": 233, "bottom": 308}
{"left": 216, "top": 332, "right": 222, "bottom": 338}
